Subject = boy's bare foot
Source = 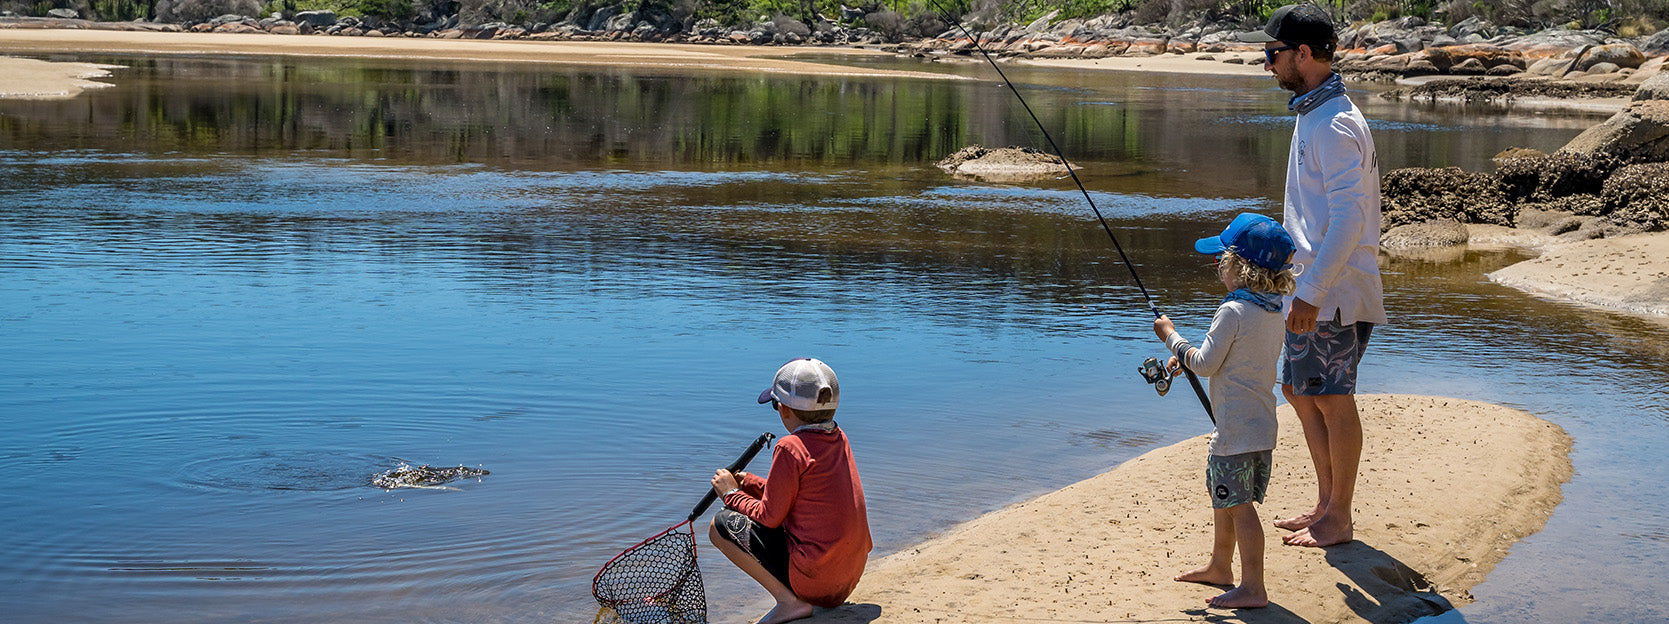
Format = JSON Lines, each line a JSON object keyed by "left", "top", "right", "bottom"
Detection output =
{"left": 1282, "top": 518, "right": 1352, "bottom": 547}
{"left": 1207, "top": 585, "right": 1268, "bottom": 609}
{"left": 1174, "top": 565, "right": 1233, "bottom": 586}
{"left": 1273, "top": 509, "right": 1320, "bottom": 531}
{"left": 755, "top": 601, "right": 814, "bottom": 624}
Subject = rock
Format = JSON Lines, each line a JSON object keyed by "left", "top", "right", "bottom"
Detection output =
{"left": 1558, "top": 100, "right": 1669, "bottom": 163}
{"left": 1381, "top": 219, "right": 1470, "bottom": 248}
{"left": 1642, "top": 28, "right": 1669, "bottom": 55}
{"left": 1527, "top": 57, "right": 1573, "bottom": 76}
{"left": 1504, "top": 28, "right": 1608, "bottom": 59}
{"left": 1486, "top": 65, "right": 1523, "bottom": 77}
{"left": 215, "top": 23, "right": 262, "bottom": 34}
{"left": 935, "top": 145, "right": 1070, "bottom": 182}
{"left": 1449, "top": 16, "right": 1495, "bottom": 41}
{"left": 294, "top": 10, "right": 336, "bottom": 28}
{"left": 269, "top": 24, "right": 299, "bottom": 35}
{"left": 1586, "top": 62, "right": 1621, "bottom": 75}
{"left": 1637, "top": 71, "right": 1669, "bottom": 101}
{"left": 1602, "top": 162, "right": 1669, "bottom": 231}
{"left": 1493, "top": 147, "right": 1548, "bottom": 164}
{"left": 1380, "top": 167, "right": 1512, "bottom": 228}
{"left": 1498, "top": 152, "right": 1624, "bottom": 208}
{"left": 1450, "top": 58, "right": 1487, "bottom": 75}
{"left": 1574, "top": 43, "right": 1646, "bottom": 71}
{"left": 1516, "top": 208, "right": 1586, "bottom": 234}
{"left": 46, "top": 8, "right": 77, "bottom": 18}
{"left": 1404, "top": 59, "right": 1441, "bottom": 76}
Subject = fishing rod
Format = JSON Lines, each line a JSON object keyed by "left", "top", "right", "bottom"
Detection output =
{"left": 922, "top": 0, "right": 1215, "bottom": 424}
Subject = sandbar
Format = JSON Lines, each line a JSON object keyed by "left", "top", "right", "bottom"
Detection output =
{"left": 0, "top": 55, "right": 121, "bottom": 99}
{"left": 1487, "top": 230, "right": 1669, "bottom": 320}
{"left": 789, "top": 394, "right": 1570, "bottom": 623}
{"left": 1021, "top": 51, "right": 1270, "bottom": 77}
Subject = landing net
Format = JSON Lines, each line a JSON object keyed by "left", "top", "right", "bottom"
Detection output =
{"left": 592, "top": 521, "right": 707, "bottom": 624}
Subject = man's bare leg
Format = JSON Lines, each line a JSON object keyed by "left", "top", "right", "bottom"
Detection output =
{"left": 1275, "top": 387, "right": 1331, "bottom": 531}
{"left": 710, "top": 522, "right": 814, "bottom": 624}
{"left": 1175, "top": 507, "right": 1235, "bottom": 586}
{"left": 1210, "top": 503, "right": 1268, "bottom": 609}
{"left": 1284, "top": 394, "right": 1361, "bottom": 548}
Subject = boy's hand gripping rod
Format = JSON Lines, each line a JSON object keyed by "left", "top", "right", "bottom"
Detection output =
{"left": 689, "top": 432, "right": 776, "bottom": 522}
{"left": 923, "top": 0, "right": 1215, "bottom": 424}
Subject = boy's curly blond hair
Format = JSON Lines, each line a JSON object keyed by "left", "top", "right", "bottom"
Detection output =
{"left": 1220, "top": 250, "right": 1297, "bottom": 295}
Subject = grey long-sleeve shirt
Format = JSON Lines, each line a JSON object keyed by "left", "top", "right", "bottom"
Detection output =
{"left": 1165, "top": 299, "right": 1284, "bottom": 456}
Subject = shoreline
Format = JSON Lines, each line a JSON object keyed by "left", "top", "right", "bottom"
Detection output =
{"left": 788, "top": 394, "right": 1571, "bottom": 623}
{"left": 0, "top": 55, "right": 122, "bottom": 99}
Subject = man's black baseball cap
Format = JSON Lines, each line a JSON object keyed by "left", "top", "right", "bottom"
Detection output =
{"left": 1236, "top": 4, "right": 1337, "bottom": 45}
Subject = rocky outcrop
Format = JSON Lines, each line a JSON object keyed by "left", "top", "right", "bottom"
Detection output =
{"left": 1381, "top": 167, "right": 1511, "bottom": 227}
{"left": 1637, "top": 71, "right": 1669, "bottom": 100}
{"left": 1602, "top": 162, "right": 1669, "bottom": 231}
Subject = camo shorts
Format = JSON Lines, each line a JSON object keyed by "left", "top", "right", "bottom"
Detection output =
{"left": 1282, "top": 314, "right": 1374, "bottom": 396}
{"left": 1207, "top": 450, "right": 1272, "bottom": 509}
{"left": 713, "top": 509, "right": 793, "bottom": 591}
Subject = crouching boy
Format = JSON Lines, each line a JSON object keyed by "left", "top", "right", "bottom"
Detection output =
{"left": 710, "top": 358, "right": 872, "bottom": 624}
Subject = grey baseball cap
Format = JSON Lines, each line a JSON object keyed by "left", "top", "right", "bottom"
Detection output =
{"left": 1237, "top": 4, "right": 1337, "bottom": 45}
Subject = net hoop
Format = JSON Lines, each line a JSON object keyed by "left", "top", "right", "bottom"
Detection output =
{"left": 591, "top": 519, "right": 703, "bottom": 613}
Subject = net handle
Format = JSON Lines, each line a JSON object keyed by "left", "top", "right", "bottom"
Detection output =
{"left": 688, "top": 432, "right": 775, "bottom": 522}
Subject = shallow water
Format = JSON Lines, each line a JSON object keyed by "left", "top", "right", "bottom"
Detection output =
{"left": 1, "top": 54, "right": 1663, "bottom": 623}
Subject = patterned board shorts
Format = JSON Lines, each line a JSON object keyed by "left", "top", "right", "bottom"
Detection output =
{"left": 1282, "top": 315, "right": 1374, "bottom": 396}
{"left": 1207, "top": 450, "right": 1272, "bottom": 509}
{"left": 713, "top": 509, "right": 794, "bottom": 591}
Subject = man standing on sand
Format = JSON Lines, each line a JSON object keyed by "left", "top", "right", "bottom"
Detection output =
{"left": 1238, "top": 4, "right": 1387, "bottom": 548}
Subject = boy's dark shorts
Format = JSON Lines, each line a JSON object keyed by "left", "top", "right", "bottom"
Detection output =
{"left": 1207, "top": 450, "right": 1272, "bottom": 509}
{"left": 713, "top": 508, "right": 793, "bottom": 591}
{"left": 1282, "top": 314, "right": 1373, "bottom": 396}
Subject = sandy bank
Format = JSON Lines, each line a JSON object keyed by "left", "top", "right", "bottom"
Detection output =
{"left": 794, "top": 394, "right": 1569, "bottom": 624}
{"left": 1486, "top": 229, "right": 1669, "bottom": 320}
{"left": 0, "top": 29, "right": 960, "bottom": 84}
{"left": 0, "top": 55, "right": 121, "bottom": 99}
{"left": 1021, "top": 51, "right": 1269, "bottom": 77}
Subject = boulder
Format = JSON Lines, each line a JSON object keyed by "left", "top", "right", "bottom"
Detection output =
{"left": 1637, "top": 71, "right": 1669, "bottom": 101}
{"left": 1450, "top": 58, "right": 1487, "bottom": 75}
{"left": 1602, "top": 162, "right": 1669, "bottom": 230}
{"left": 1527, "top": 57, "right": 1573, "bottom": 76}
{"left": 1586, "top": 62, "right": 1622, "bottom": 75}
{"left": 1498, "top": 152, "right": 1625, "bottom": 211}
{"left": 1381, "top": 219, "right": 1470, "bottom": 248}
{"left": 1574, "top": 43, "right": 1646, "bottom": 71}
{"left": 1558, "top": 100, "right": 1669, "bottom": 163}
{"left": 46, "top": 8, "right": 77, "bottom": 18}
{"left": 1642, "top": 28, "right": 1669, "bottom": 55}
{"left": 936, "top": 145, "right": 1070, "bottom": 182}
{"left": 1515, "top": 208, "right": 1587, "bottom": 234}
{"left": 294, "top": 10, "right": 336, "bottom": 28}
{"left": 1486, "top": 64, "right": 1523, "bottom": 77}
{"left": 1504, "top": 28, "right": 1608, "bottom": 58}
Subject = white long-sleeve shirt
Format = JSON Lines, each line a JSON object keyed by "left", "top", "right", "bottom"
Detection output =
{"left": 1284, "top": 93, "right": 1389, "bottom": 326}
{"left": 1165, "top": 299, "right": 1284, "bottom": 456}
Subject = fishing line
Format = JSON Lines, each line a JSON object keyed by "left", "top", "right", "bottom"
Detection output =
{"left": 923, "top": 0, "right": 1215, "bottom": 423}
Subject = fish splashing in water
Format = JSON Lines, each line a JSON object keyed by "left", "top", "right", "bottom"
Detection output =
{"left": 372, "top": 464, "right": 490, "bottom": 490}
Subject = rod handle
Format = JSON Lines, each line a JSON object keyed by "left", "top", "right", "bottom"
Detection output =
{"left": 688, "top": 432, "right": 776, "bottom": 522}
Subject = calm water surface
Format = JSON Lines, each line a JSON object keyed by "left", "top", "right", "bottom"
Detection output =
{"left": 1, "top": 54, "right": 1664, "bottom": 623}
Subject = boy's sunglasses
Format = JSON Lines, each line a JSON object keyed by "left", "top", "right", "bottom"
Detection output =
{"left": 1264, "top": 44, "right": 1296, "bottom": 65}
{"left": 767, "top": 398, "right": 780, "bottom": 410}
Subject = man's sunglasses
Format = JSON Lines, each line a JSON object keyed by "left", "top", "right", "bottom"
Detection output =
{"left": 1264, "top": 44, "right": 1297, "bottom": 65}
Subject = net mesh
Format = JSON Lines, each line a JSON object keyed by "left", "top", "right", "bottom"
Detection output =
{"left": 592, "top": 521, "right": 707, "bottom": 624}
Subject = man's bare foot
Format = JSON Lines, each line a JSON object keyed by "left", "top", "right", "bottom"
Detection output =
{"left": 1282, "top": 518, "right": 1352, "bottom": 548}
{"left": 1207, "top": 585, "right": 1268, "bottom": 609}
{"left": 1273, "top": 509, "right": 1320, "bottom": 531}
{"left": 1174, "top": 564, "right": 1233, "bottom": 586}
{"left": 755, "top": 600, "right": 814, "bottom": 624}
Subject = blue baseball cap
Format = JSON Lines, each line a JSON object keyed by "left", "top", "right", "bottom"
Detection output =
{"left": 1195, "top": 213, "right": 1295, "bottom": 271}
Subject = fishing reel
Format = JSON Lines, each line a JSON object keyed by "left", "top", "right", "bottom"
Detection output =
{"left": 1138, "top": 357, "right": 1172, "bottom": 397}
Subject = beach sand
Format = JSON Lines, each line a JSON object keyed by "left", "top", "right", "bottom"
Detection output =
{"left": 1486, "top": 230, "right": 1669, "bottom": 320}
{"left": 0, "top": 55, "right": 121, "bottom": 99}
{"left": 1021, "top": 52, "right": 1270, "bottom": 77}
{"left": 780, "top": 394, "right": 1570, "bottom": 624}
{"left": 0, "top": 29, "right": 960, "bottom": 93}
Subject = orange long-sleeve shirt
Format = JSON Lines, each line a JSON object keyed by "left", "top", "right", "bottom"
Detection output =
{"left": 722, "top": 427, "right": 871, "bottom": 608}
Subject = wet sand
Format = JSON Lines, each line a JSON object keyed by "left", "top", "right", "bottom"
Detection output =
{"left": 788, "top": 395, "right": 1571, "bottom": 624}
{"left": 1022, "top": 51, "right": 1270, "bottom": 77}
{"left": 1485, "top": 229, "right": 1669, "bottom": 320}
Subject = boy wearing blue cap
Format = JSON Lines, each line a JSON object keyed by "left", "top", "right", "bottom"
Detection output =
{"left": 1152, "top": 212, "right": 1296, "bottom": 609}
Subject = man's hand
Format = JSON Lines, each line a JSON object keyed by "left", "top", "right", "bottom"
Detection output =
{"left": 1153, "top": 315, "right": 1176, "bottom": 341}
{"left": 711, "top": 469, "right": 740, "bottom": 496}
{"left": 1287, "top": 297, "right": 1319, "bottom": 334}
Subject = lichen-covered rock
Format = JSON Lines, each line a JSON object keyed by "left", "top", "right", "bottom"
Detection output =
{"left": 1381, "top": 219, "right": 1469, "bottom": 248}
{"left": 1380, "top": 167, "right": 1511, "bottom": 228}
{"left": 1637, "top": 71, "right": 1669, "bottom": 101}
{"left": 1602, "top": 162, "right": 1669, "bottom": 231}
{"left": 1574, "top": 43, "right": 1646, "bottom": 72}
